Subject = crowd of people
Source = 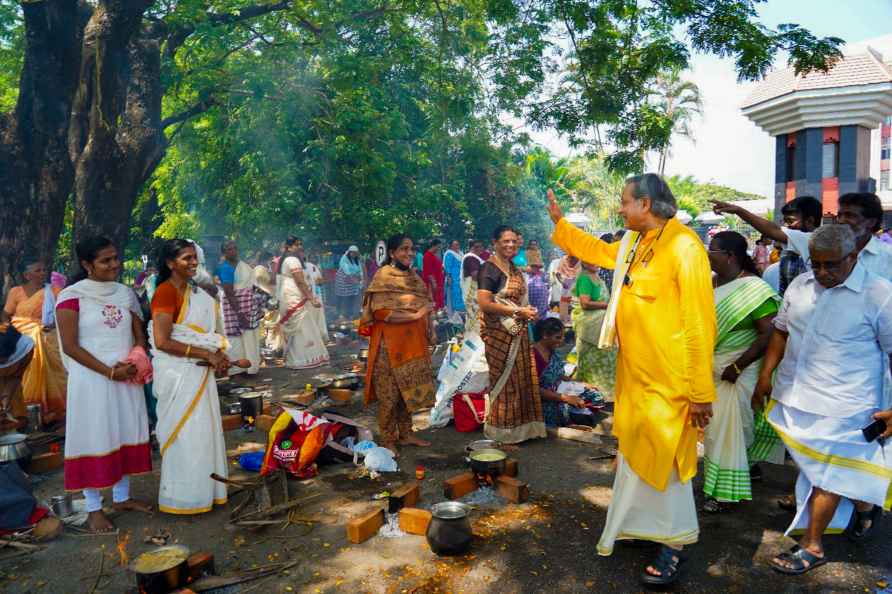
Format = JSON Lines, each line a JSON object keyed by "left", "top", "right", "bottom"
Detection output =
{"left": 0, "top": 171, "right": 890, "bottom": 588}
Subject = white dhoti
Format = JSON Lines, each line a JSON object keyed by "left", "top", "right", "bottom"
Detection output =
{"left": 767, "top": 400, "right": 892, "bottom": 536}
{"left": 222, "top": 262, "right": 262, "bottom": 375}
{"left": 597, "top": 453, "right": 699, "bottom": 556}
{"left": 226, "top": 327, "right": 261, "bottom": 375}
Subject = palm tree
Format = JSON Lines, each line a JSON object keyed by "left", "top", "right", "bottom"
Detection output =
{"left": 651, "top": 69, "right": 702, "bottom": 176}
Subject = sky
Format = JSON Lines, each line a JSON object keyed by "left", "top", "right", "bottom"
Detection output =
{"left": 525, "top": 0, "right": 892, "bottom": 198}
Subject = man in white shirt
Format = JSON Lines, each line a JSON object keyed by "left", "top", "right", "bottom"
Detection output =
{"left": 712, "top": 192, "right": 892, "bottom": 282}
{"left": 752, "top": 225, "right": 892, "bottom": 575}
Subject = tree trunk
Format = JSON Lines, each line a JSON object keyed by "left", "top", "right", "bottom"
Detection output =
{"left": 68, "top": 2, "right": 159, "bottom": 264}
{"left": 0, "top": 0, "right": 85, "bottom": 295}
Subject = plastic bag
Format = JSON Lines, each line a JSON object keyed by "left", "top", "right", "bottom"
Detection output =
{"left": 430, "top": 333, "right": 489, "bottom": 428}
{"left": 363, "top": 447, "right": 398, "bottom": 472}
{"left": 238, "top": 451, "right": 265, "bottom": 472}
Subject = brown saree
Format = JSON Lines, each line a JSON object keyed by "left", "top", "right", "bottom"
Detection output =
{"left": 360, "top": 265, "right": 435, "bottom": 443}
{"left": 480, "top": 265, "right": 546, "bottom": 444}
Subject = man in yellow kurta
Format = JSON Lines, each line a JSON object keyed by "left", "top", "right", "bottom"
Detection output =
{"left": 548, "top": 173, "right": 716, "bottom": 587}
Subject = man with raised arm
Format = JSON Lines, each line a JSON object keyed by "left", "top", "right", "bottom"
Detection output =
{"left": 547, "top": 173, "right": 715, "bottom": 587}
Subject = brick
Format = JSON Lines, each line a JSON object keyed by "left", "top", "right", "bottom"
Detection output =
{"left": 391, "top": 481, "right": 420, "bottom": 508}
{"left": 26, "top": 451, "right": 63, "bottom": 474}
{"left": 443, "top": 472, "right": 477, "bottom": 500}
{"left": 503, "top": 458, "right": 518, "bottom": 478}
{"left": 346, "top": 507, "right": 384, "bottom": 544}
{"left": 495, "top": 475, "right": 528, "bottom": 503}
{"left": 255, "top": 414, "right": 276, "bottom": 432}
{"left": 399, "top": 508, "right": 432, "bottom": 536}
{"left": 222, "top": 414, "right": 242, "bottom": 431}
{"left": 187, "top": 552, "right": 215, "bottom": 580}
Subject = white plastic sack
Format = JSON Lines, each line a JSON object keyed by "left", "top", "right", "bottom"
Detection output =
{"left": 429, "top": 333, "right": 489, "bottom": 428}
{"left": 363, "top": 447, "right": 398, "bottom": 472}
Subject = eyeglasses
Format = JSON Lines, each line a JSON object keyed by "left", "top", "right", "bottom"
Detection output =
{"left": 811, "top": 258, "right": 848, "bottom": 272}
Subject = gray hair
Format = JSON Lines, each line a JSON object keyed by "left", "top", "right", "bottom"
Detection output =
{"left": 809, "top": 224, "right": 855, "bottom": 256}
{"left": 626, "top": 173, "right": 678, "bottom": 219}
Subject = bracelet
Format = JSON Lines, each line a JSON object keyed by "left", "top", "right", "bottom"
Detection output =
{"left": 185, "top": 345, "right": 192, "bottom": 358}
{"left": 732, "top": 362, "right": 742, "bottom": 374}
{"left": 108, "top": 367, "right": 115, "bottom": 380}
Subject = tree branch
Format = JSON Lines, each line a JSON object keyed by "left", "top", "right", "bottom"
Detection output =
{"left": 161, "top": 97, "right": 218, "bottom": 129}
{"left": 165, "top": 1, "right": 304, "bottom": 57}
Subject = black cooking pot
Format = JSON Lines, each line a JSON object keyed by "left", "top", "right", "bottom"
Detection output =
{"left": 466, "top": 448, "right": 506, "bottom": 477}
{"left": 238, "top": 393, "right": 264, "bottom": 423}
{"left": 330, "top": 373, "right": 361, "bottom": 390}
{"left": 426, "top": 502, "right": 473, "bottom": 556}
{"left": 130, "top": 545, "right": 190, "bottom": 594}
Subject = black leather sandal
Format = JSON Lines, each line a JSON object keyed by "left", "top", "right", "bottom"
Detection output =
{"left": 847, "top": 504, "right": 882, "bottom": 542}
{"left": 640, "top": 545, "right": 687, "bottom": 587}
{"left": 770, "top": 545, "right": 826, "bottom": 575}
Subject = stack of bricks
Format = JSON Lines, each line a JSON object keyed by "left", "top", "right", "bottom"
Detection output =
{"left": 443, "top": 458, "right": 527, "bottom": 503}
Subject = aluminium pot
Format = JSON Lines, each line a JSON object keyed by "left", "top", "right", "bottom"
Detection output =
{"left": 466, "top": 448, "right": 506, "bottom": 477}
{"left": 465, "top": 439, "right": 499, "bottom": 453}
{"left": 50, "top": 494, "right": 74, "bottom": 518}
{"left": 130, "top": 545, "right": 190, "bottom": 594}
{"left": 0, "top": 432, "right": 32, "bottom": 470}
{"left": 426, "top": 501, "right": 473, "bottom": 556}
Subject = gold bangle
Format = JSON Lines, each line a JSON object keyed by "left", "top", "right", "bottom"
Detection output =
{"left": 108, "top": 368, "right": 115, "bottom": 380}
{"left": 732, "top": 362, "right": 742, "bottom": 374}
{"left": 185, "top": 345, "right": 192, "bottom": 358}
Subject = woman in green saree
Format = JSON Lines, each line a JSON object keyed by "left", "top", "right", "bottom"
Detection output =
{"left": 703, "top": 231, "right": 783, "bottom": 512}
{"left": 571, "top": 261, "right": 615, "bottom": 398}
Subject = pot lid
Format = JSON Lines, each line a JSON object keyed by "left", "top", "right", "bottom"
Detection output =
{"left": 466, "top": 439, "right": 498, "bottom": 451}
{"left": 430, "top": 501, "right": 470, "bottom": 520}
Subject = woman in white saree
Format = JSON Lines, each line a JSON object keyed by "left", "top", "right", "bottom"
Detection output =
{"left": 150, "top": 240, "right": 231, "bottom": 515}
{"left": 275, "top": 236, "right": 329, "bottom": 370}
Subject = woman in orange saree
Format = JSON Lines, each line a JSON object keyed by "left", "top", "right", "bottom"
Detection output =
{"left": 360, "top": 234, "right": 435, "bottom": 455}
{"left": 2, "top": 260, "right": 67, "bottom": 421}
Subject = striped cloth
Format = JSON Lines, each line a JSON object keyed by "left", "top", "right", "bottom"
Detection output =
{"left": 222, "top": 288, "right": 259, "bottom": 336}
{"left": 703, "top": 276, "right": 781, "bottom": 502}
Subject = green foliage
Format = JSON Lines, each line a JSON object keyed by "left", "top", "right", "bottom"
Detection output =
{"left": 1, "top": 0, "right": 839, "bottom": 262}
{"left": 149, "top": 0, "right": 554, "bottom": 252}
{"left": 529, "top": 0, "right": 842, "bottom": 174}
{"left": 666, "top": 174, "right": 764, "bottom": 217}
{"left": 0, "top": 2, "right": 22, "bottom": 111}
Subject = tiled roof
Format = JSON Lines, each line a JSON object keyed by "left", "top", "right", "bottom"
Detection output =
{"left": 742, "top": 49, "right": 892, "bottom": 108}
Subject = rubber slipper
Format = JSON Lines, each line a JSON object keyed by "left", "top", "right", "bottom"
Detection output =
{"left": 770, "top": 545, "right": 826, "bottom": 575}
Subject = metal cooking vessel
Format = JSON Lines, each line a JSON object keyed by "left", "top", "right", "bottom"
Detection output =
{"left": 0, "top": 433, "right": 32, "bottom": 469}
{"left": 465, "top": 439, "right": 499, "bottom": 453}
{"left": 467, "top": 448, "right": 507, "bottom": 476}
{"left": 238, "top": 392, "right": 264, "bottom": 422}
{"left": 130, "top": 545, "right": 190, "bottom": 594}
{"left": 331, "top": 373, "right": 361, "bottom": 389}
{"left": 426, "top": 501, "right": 472, "bottom": 556}
{"left": 50, "top": 494, "right": 74, "bottom": 518}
